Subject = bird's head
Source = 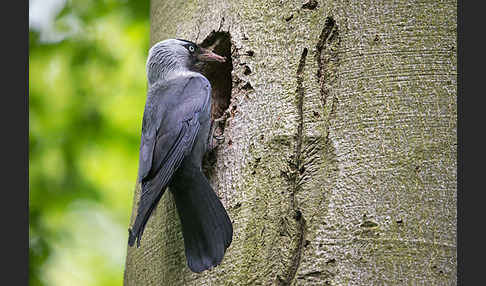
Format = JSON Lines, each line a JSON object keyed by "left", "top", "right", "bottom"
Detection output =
{"left": 146, "top": 38, "right": 226, "bottom": 85}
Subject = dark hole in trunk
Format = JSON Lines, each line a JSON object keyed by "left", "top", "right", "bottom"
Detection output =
{"left": 197, "top": 31, "right": 233, "bottom": 180}
{"left": 198, "top": 31, "right": 233, "bottom": 121}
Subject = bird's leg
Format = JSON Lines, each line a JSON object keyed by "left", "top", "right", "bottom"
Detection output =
{"left": 208, "top": 117, "right": 225, "bottom": 152}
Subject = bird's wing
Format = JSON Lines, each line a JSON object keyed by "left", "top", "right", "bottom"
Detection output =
{"left": 129, "top": 75, "right": 211, "bottom": 247}
{"left": 138, "top": 75, "right": 211, "bottom": 183}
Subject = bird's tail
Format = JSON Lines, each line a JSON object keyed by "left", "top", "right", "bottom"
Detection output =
{"left": 170, "top": 169, "right": 233, "bottom": 273}
{"left": 128, "top": 182, "right": 167, "bottom": 248}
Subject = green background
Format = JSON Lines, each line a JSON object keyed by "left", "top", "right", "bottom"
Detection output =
{"left": 29, "top": 1, "right": 150, "bottom": 285}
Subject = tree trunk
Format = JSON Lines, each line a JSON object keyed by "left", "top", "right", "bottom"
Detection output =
{"left": 124, "top": 0, "right": 457, "bottom": 285}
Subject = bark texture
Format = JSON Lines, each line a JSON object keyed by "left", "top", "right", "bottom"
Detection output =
{"left": 125, "top": 0, "right": 457, "bottom": 285}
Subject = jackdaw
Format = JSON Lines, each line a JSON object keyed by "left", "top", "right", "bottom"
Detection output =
{"left": 128, "top": 38, "right": 233, "bottom": 273}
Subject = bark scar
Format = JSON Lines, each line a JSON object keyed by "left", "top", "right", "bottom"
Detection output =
{"left": 315, "top": 16, "right": 340, "bottom": 172}
{"left": 280, "top": 18, "right": 340, "bottom": 286}
{"left": 315, "top": 17, "right": 339, "bottom": 111}
{"left": 279, "top": 17, "right": 340, "bottom": 285}
{"left": 279, "top": 47, "right": 308, "bottom": 286}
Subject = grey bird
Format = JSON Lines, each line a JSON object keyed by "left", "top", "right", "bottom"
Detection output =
{"left": 128, "top": 38, "right": 233, "bottom": 273}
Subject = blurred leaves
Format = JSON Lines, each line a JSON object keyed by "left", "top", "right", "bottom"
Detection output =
{"left": 29, "top": 1, "right": 149, "bottom": 285}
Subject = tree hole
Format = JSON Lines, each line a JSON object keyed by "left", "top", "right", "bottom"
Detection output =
{"left": 198, "top": 31, "right": 233, "bottom": 180}
{"left": 198, "top": 31, "right": 233, "bottom": 121}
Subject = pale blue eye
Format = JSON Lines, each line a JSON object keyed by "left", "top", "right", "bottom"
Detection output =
{"left": 188, "top": 46, "right": 195, "bottom": 52}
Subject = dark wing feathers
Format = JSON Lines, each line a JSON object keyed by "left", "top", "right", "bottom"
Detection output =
{"left": 138, "top": 75, "right": 210, "bottom": 182}
{"left": 129, "top": 75, "right": 211, "bottom": 247}
{"left": 142, "top": 117, "right": 200, "bottom": 196}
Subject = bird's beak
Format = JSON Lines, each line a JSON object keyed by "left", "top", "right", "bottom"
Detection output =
{"left": 198, "top": 48, "right": 226, "bottom": 63}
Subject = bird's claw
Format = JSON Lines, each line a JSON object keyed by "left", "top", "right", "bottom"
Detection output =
{"left": 214, "top": 135, "right": 225, "bottom": 143}
{"left": 209, "top": 134, "right": 225, "bottom": 151}
{"left": 213, "top": 117, "right": 225, "bottom": 124}
{"left": 208, "top": 117, "right": 226, "bottom": 152}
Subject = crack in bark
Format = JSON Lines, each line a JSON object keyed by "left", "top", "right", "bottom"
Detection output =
{"left": 315, "top": 17, "right": 338, "bottom": 109}
{"left": 279, "top": 18, "right": 341, "bottom": 286}
{"left": 279, "top": 18, "right": 340, "bottom": 286}
{"left": 315, "top": 17, "right": 340, "bottom": 177}
{"left": 294, "top": 48, "right": 308, "bottom": 177}
{"left": 278, "top": 47, "right": 309, "bottom": 286}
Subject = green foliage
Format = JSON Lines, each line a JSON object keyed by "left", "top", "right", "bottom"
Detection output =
{"left": 29, "top": 1, "right": 150, "bottom": 285}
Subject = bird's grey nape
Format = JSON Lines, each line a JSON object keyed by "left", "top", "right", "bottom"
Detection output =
{"left": 146, "top": 39, "right": 195, "bottom": 87}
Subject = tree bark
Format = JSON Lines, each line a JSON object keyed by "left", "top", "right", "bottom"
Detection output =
{"left": 124, "top": 0, "right": 457, "bottom": 285}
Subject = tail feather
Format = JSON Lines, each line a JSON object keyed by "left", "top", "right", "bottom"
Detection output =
{"left": 170, "top": 169, "right": 233, "bottom": 273}
{"left": 128, "top": 182, "right": 167, "bottom": 248}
